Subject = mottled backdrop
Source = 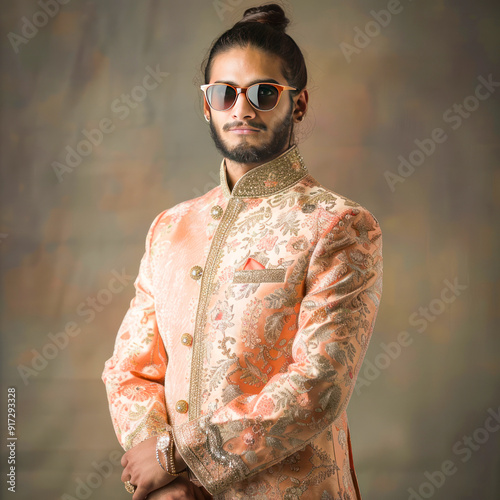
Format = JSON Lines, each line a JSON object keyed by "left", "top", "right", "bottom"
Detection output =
{"left": 1, "top": 0, "right": 499, "bottom": 499}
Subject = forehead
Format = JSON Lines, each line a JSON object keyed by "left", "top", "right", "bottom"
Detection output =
{"left": 209, "top": 46, "right": 287, "bottom": 85}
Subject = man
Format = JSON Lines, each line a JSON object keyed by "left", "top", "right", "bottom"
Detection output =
{"left": 102, "top": 4, "right": 383, "bottom": 499}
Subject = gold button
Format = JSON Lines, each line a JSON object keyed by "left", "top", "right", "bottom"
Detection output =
{"left": 181, "top": 333, "right": 193, "bottom": 346}
{"left": 189, "top": 266, "right": 203, "bottom": 280}
{"left": 175, "top": 400, "right": 188, "bottom": 413}
{"left": 210, "top": 205, "right": 223, "bottom": 220}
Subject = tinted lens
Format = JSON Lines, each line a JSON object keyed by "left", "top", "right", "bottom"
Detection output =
{"left": 247, "top": 84, "right": 280, "bottom": 110}
{"left": 207, "top": 85, "right": 236, "bottom": 110}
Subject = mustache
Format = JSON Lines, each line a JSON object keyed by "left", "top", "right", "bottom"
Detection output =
{"left": 222, "top": 121, "right": 267, "bottom": 132}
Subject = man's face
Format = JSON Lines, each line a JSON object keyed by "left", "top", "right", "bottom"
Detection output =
{"left": 205, "top": 46, "right": 296, "bottom": 165}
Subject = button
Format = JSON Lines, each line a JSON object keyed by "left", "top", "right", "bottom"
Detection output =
{"left": 210, "top": 205, "right": 223, "bottom": 220}
{"left": 175, "top": 400, "right": 188, "bottom": 413}
{"left": 181, "top": 333, "right": 193, "bottom": 346}
{"left": 190, "top": 266, "right": 203, "bottom": 280}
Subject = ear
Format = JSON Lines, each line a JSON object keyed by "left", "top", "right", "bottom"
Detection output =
{"left": 203, "top": 97, "right": 211, "bottom": 121}
{"left": 292, "top": 89, "right": 308, "bottom": 122}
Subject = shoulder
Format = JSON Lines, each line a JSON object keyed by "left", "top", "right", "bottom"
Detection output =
{"left": 145, "top": 185, "right": 223, "bottom": 243}
{"left": 295, "top": 173, "right": 382, "bottom": 236}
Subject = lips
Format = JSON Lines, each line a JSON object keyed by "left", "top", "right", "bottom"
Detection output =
{"left": 229, "top": 127, "right": 260, "bottom": 132}
{"left": 228, "top": 126, "right": 262, "bottom": 135}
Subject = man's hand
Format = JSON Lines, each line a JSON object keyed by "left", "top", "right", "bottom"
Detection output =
{"left": 121, "top": 436, "right": 175, "bottom": 500}
{"left": 146, "top": 476, "right": 213, "bottom": 500}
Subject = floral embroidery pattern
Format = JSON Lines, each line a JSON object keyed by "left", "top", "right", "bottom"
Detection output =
{"left": 102, "top": 146, "right": 382, "bottom": 499}
{"left": 241, "top": 298, "right": 264, "bottom": 349}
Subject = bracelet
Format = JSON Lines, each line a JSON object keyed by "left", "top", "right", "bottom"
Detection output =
{"left": 156, "top": 431, "right": 185, "bottom": 477}
{"left": 166, "top": 430, "right": 185, "bottom": 476}
{"left": 155, "top": 446, "right": 166, "bottom": 471}
{"left": 156, "top": 434, "right": 170, "bottom": 472}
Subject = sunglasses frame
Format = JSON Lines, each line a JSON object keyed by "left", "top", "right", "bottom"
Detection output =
{"left": 200, "top": 82, "right": 297, "bottom": 112}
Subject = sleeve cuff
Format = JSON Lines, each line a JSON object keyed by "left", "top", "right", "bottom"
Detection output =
{"left": 172, "top": 416, "right": 250, "bottom": 495}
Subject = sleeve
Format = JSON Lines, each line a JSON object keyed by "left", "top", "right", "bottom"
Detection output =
{"left": 101, "top": 212, "right": 169, "bottom": 451}
{"left": 173, "top": 206, "right": 383, "bottom": 495}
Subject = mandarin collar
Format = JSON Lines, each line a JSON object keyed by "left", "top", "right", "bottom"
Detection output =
{"left": 219, "top": 145, "right": 308, "bottom": 199}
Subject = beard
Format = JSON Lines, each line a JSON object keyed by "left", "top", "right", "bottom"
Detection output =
{"left": 209, "top": 110, "right": 294, "bottom": 165}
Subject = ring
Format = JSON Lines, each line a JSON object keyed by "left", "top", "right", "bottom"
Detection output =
{"left": 124, "top": 480, "right": 136, "bottom": 494}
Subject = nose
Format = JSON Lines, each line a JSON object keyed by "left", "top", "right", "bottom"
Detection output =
{"left": 231, "top": 89, "right": 256, "bottom": 120}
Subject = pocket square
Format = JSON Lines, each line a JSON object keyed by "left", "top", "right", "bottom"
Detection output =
{"left": 241, "top": 257, "right": 266, "bottom": 271}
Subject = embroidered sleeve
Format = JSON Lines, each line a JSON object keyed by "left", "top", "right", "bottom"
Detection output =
{"left": 173, "top": 207, "right": 383, "bottom": 494}
{"left": 102, "top": 213, "right": 168, "bottom": 451}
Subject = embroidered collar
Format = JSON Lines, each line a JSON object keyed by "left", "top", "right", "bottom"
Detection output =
{"left": 219, "top": 145, "right": 308, "bottom": 199}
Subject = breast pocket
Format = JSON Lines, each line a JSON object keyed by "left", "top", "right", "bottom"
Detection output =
{"left": 232, "top": 268, "right": 287, "bottom": 284}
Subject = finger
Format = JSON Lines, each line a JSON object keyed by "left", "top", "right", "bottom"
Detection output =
{"left": 161, "top": 487, "right": 195, "bottom": 500}
{"left": 133, "top": 485, "right": 149, "bottom": 500}
{"left": 149, "top": 491, "right": 174, "bottom": 500}
{"left": 121, "top": 454, "right": 128, "bottom": 467}
{"left": 143, "top": 487, "right": 162, "bottom": 500}
{"left": 121, "top": 470, "right": 130, "bottom": 483}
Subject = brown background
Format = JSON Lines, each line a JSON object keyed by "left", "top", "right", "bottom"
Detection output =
{"left": 1, "top": 0, "right": 499, "bottom": 498}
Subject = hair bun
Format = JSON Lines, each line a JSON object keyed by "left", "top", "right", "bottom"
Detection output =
{"left": 239, "top": 4, "right": 289, "bottom": 33}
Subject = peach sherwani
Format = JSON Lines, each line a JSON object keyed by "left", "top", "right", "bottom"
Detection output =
{"left": 102, "top": 145, "right": 383, "bottom": 499}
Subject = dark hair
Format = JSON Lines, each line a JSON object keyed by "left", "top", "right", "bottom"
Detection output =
{"left": 202, "top": 4, "right": 307, "bottom": 93}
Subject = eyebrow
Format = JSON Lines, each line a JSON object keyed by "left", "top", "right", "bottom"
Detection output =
{"left": 214, "top": 78, "right": 281, "bottom": 86}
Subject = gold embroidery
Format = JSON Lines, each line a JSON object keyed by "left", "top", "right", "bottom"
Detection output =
{"left": 233, "top": 268, "right": 286, "bottom": 283}
{"left": 189, "top": 198, "right": 246, "bottom": 420}
{"left": 190, "top": 147, "right": 311, "bottom": 421}
{"left": 173, "top": 416, "right": 250, "bottom": 494}
{"left": 220, "top": 145, "right": 308, "bottom": 199}
{"left": 301, "top": 203, "right": 316, "bottom": 213}
{"left": 124, "top": 409, "right": 167, "bottom": 451}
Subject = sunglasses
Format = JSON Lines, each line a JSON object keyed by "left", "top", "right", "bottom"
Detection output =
{"left": 200, "top": 82, "right": 297, "bottom": 112}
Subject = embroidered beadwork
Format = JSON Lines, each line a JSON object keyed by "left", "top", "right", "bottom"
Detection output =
{"left": 233, "top": 268, "right": 287, "bottom": 283}
{"left": 188, "top": 198, "right": 246, "bottom": 420}
{"left": 124, "top": 410, "right": 167, "bottom": 451}
{"left": 174, "top": 416, "right": 250, "bottom": 494}
{"left": 220, "top": 145, "right": 308, "bottom": 199}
